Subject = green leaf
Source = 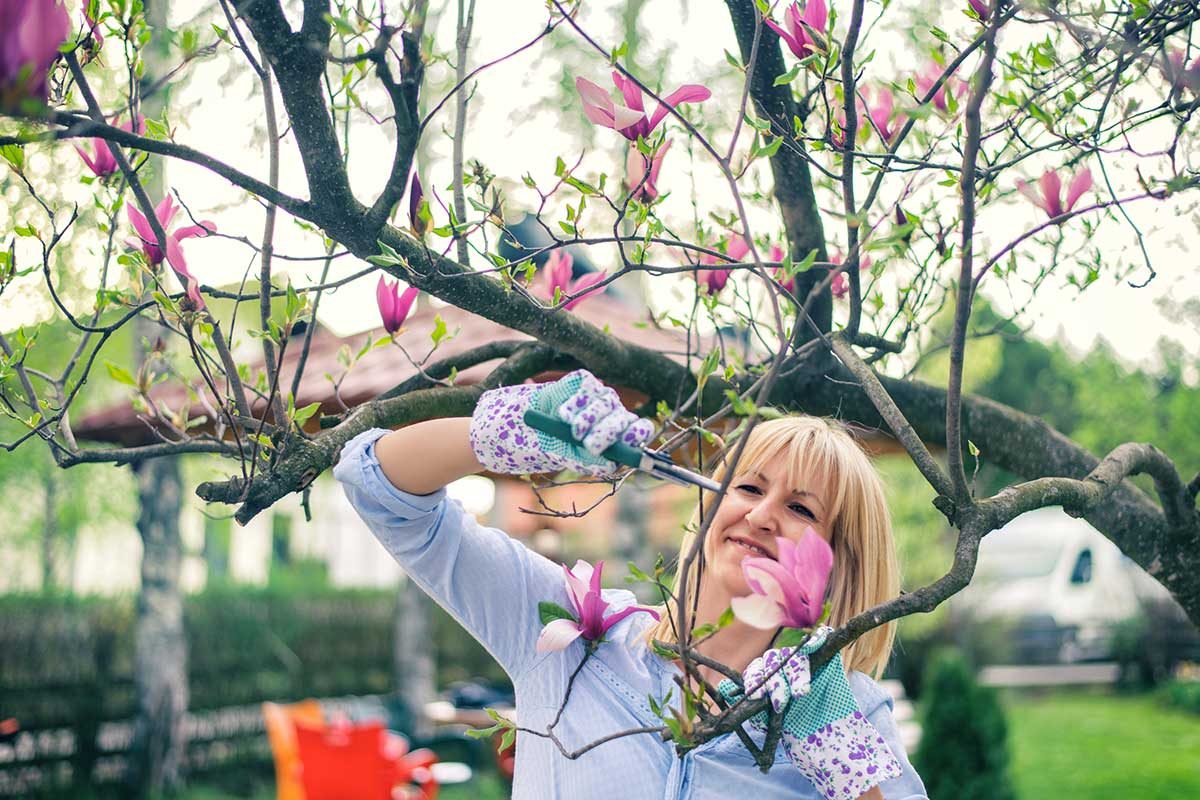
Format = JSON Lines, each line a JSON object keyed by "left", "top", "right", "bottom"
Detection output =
{"left": 104, "top": 360, "right": 138, "bottom": 387}
{"left": 538, "top": 601, "right": 577, "bottom": 626}
{"left": 0, "top": 144, "right": 24, "bottom": 172}
{"left": 293, "top": 402, "right": 321, "bottom": 427}
{"left": 499, "top": 727, "right": 516, "bottom": 752}
{"left": 773, "top": 63, "right": 802, "bottom": 86}
{"left": 430, "top": 313, "right": 448, "bottom": 346}
{"left": 968, "top": 440, "right": 980, "bottom": 457}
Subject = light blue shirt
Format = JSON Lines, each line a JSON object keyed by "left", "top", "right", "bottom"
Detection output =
{"left": 335, "top": 429, "right": 928, "bottom": 800}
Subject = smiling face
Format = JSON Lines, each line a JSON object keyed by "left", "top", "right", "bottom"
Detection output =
{"left": 702, "top": 454, "right": 835, "bottom": 609}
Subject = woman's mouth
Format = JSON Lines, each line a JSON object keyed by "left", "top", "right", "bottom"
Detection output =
{"left": 727, "top": 535, "right": 775, "bottom": 560}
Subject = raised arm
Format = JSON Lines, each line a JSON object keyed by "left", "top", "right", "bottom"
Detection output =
{"left": 373, "top": 417, "right": 481, "bottom": 495}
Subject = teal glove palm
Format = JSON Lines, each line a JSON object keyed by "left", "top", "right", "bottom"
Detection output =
{"left": 718, "top": 627, "right": 901, "bottom": 799}
{"left": 469, "top": 369, "right": 654, "bottom": 477}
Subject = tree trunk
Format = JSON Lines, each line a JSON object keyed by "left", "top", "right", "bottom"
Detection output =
{"left": 41, "top": 468, "right": 57, "bottom": 591}
{"left": 125, "top": 454, "right": 188, "bottom": 797}
{"left": 394, "top": 575, "right": 435, "bottom": 740}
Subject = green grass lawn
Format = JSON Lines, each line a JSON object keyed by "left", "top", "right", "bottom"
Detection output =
{"left": 1002, "top": 689, "right": 1200, "bottom": 800}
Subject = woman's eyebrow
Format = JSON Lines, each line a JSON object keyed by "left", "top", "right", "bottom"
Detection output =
{"left": 749, "top": 471, "right": 827, "bottom": 511}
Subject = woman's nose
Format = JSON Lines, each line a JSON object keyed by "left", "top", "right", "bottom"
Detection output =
{"left": 745, "top": 499, "right": 778, "bottom": 533}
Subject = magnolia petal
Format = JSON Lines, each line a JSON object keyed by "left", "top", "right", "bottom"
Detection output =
{"left": 1015, "top": 179, "right": 1045, "bottom": 211}
{"left": 394, "top": 285, "right": 419, "bottom": 326}
{"left": 726, "top": 235, "right": 751, "bottom": 262}
{"left": 742, "top": 557, "right": 789, "bottom": 606}
{"left": 648, "top": 84, "right": 712, "bottom": 132}
{"left": 75, "top": 144, "right": 100, "bottom": 175}
{"left": 764, "top": 17, "right": 801, "bottom": 58}
{"left": 598, "top": 604, "right": 658, "bottom": 637}
{"left": 536, "top": 619, "right": 584, "bottom": 653}
{"left": 610, "top": 70, "right": 645, "bottom": 114}
{"left": 376, "top": 276, "right": 399, "bottom": 333}
{"left": 155, "top": 194, "right": 179, "bottom": 230}
{"left": 1065, "top": 168, "right": 1093, "bottom": 213}
{"left": 1039, "top": 170, "right": 1064, "bottom": 217}
{"left": 127, "top": 205, "right": 154, "bottom": 245}
{"left": 804, "top": 0, "right": 828, "bottom": 32}
{"left": 611, "top": 102, "right": 648, "bottom": 135}
{"left": 174, "top": 221, "right": 215, "bottom": 241}
{"left": 731, "top": 593, "right": 786, "bottom": 630}
{"left": 562, "top": 272, "right": 606, "bottom": 310}
{"left": 563, "top": 561, "right": 592, "bottom": 612}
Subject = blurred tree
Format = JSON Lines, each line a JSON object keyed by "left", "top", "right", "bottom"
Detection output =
{"left": 914, "top": 648, "right": 1015, "bottom": 800}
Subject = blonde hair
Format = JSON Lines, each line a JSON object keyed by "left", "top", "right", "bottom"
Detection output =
{"left": 643, "top": 415, "right": 901, "bottom": 680}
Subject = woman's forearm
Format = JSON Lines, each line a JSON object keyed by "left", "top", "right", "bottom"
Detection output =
{"left": 373, "top": 417, "right": 483, "bottom": 495}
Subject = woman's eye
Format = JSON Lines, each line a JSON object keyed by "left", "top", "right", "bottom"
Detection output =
{"left": 790, "top": 504, "right": 813, "bottom": 518}
{"left": 737, "top": 484, "right": 761, "bottom": 494}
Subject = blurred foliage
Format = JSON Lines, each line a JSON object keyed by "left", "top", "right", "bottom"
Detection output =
{"left": 913, "top": 648, "right": 1016, "bottom": 800}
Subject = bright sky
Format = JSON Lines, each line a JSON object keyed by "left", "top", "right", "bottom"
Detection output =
{"left": 2, "top": 0, "right": 1197, "bottom": 377}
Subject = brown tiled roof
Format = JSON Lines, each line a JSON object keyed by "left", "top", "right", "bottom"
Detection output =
{"left": 72, "top": 294, "right": 702, "bottom": 446}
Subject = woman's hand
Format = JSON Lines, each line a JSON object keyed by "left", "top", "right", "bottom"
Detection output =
{"left": 720, "top": 627, "right": 901, "bottom": 799}
{"left": 469, "top": 369, "right": 654, "bottom": 477}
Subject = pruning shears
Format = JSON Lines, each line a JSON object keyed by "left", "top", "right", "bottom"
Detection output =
{"left": 523, "top": 409, "right": 722, "bottom": 493}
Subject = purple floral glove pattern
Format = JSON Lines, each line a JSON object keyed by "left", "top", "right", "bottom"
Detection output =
{"left": 718, "top": 627, "right": 901, "bottom": 798}
{"left": 469, "top": 369, "right": 654, "bottom": 477}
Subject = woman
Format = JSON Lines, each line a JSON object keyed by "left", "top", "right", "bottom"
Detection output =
{"left": 334, "top": 370, "right": 927, "bottom": 799}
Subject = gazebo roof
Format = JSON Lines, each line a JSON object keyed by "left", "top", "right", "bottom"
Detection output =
{"left": 73, "top": 294, "right": 703, "bottom": 447}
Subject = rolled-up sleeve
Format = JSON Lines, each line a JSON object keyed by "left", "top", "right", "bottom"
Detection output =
{"left": 852, "top": 674, "right": 929, "bottom": 800}
{"left": 333, "top": 428, "right": 564, "bottom": 680}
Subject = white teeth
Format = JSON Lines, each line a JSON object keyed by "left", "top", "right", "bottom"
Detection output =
{"left": 731, "top": 538, "right": 769, "bottom": 557}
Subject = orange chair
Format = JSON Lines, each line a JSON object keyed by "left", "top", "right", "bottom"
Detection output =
{"left": 292, "top": 717, "right": 439, "bottom": 800}
{"left": 264, "top": 700, "right": 325, "bottom": 800}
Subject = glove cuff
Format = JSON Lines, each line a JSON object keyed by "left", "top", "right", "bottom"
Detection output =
{"left": 470, "top": 384, "right": 564, "bottom": 475}
{"left": 783, "top": 711, "right": 902, "bottom": 800}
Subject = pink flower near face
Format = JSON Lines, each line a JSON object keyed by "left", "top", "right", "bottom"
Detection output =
{"left": 1016, "top": 167, "right": 1093, "bottom": 220}
{"left": 626, "top": 139, "right": 671, "bottom": 202}
{"left": 538, "top": 250, "right": 605, "bottom": 310}
{"left": 0, "top": 0, "right": 71, "bottom": 107}
{"left": 127, "top": 193, "right": 216, "bottom": 309}
{"left": 730, "top": 529, "right": 833, "bottom": 630}
{"left": 376, "top": 277, "right": 419, "bottom": 334}
{"left": 536, "top": 560, "right": 660, "bottom": 652}
{"left": 76, "top": 116, "right": 144, "bottom": 178}
{"left": 765, "top": 0, "right": 828, "bottom": 61}
{"left": 575, "top": 71, "right": 711, "bottom": 142}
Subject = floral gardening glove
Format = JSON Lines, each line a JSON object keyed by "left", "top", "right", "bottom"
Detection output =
{"left": 718, "top": 627, "right": 901, "bottom": 799}
{"left": 469, "top": 369, "right": 655, "bottom": 478}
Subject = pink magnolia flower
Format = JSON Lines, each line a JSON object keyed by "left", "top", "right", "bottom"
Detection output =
{"left": 626, "top": 139, "right": 671, "bottom": 201}
{"left": 914, "top": 61, "right": 967, "bottom": 113}
{"left": 575, "top": 71, "right": 711, "bottom": 142}
{"left": 765, "top": 0, "right": 828, "bottom": 61}
{"left": 696, "top": 235, "right": 749, "bottom": 295}
{"left": 127, "top": 194, "right": 215, "bottom": 309}
{"left": 376, "top": 277, "right": 419, "bottom": 334}
{"left": 536, "top": 560, "right": 660, "bottom": 652}
{"left": 768, "top": 244, "right": 794, "bottom": 292}
{"left": 866, "top": 87, "right": 906, "bottom": 144}
{"left": 1163, "top": 48, "right": 1200, "bottom": 94}
{"left": 538, "top": 250, "right": 605, "bottom": 310}
{"left": 0, "top": 0, "right": 71, "bottom": 107}
{"left": 1016, "top": 168, "right": 1093, "bottom": 220}
{"left": 968, "top": 0, "right": 990, "bottom": 20}
{"left": 829, "top": 250, "right": 873, "bottom": 299}
{"left": 75, "top": 116, "right": 144, "bottom": 178}
{"left": 731, "top": 529, "right": 833, "bottom": 630}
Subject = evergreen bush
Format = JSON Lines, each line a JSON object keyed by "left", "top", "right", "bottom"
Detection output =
{"left": 913, "top": 647, "right": 1016, "bottom": 800}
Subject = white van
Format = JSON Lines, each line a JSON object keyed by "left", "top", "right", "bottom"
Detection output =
{"left": 950, "top": 506, "right": 1172, "bottom": 663}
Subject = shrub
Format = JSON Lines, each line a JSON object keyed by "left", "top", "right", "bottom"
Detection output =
{"left": 913, "top": 648, "right": 1016, "bottom": 800}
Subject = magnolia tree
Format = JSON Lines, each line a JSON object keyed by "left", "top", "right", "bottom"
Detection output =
{"left": 3, "top": 0, "right": 1200, "bottom": 773}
